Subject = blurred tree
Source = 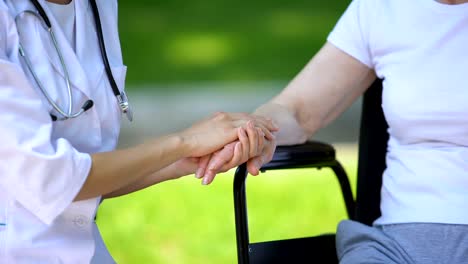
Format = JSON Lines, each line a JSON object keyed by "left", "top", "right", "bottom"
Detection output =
{"left": 118, "top": 0, "right": 349, "bottom": 89}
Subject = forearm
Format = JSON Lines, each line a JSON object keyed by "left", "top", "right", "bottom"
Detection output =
{"left": 75, "top": 134, "right": 188, "bottom": 201}
{"left": 255, "top": 42, "right": 376, "bottom": 145}
{"left": 102, "top": 161, "right": 188, "bottom": 199}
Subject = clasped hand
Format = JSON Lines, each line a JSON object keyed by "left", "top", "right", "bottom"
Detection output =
{"left": 176, "top": 112, "right": 278, "bottom": 185}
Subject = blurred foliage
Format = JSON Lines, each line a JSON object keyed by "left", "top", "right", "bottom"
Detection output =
{"left": 97, "top": 148, "right": 357, "bottom": 263}
{"left": 118, "top": 0, "right": 349, "bottom": 88}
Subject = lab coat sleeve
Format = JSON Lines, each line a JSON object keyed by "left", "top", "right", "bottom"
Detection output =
{"left": 0, "top": 7, "right": 92, "bottom": 225}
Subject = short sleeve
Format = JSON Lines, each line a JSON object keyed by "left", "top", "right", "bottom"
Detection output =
{"left": 0, "top": 6, "right": 92, "bottom": 225}
{"left": 327, "top": 0, "right": 373, "bottom": 68}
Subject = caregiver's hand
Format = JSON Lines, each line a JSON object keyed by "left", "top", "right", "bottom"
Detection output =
{"left": 196, "top": 121, "right": 277, "bottom": 185}
{"left": 179, "top": 112, "right": 278, "bottom": 158}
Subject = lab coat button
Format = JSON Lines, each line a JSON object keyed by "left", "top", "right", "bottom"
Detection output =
{"left": 73, "top": 215, "right": 89, "bottom": 228}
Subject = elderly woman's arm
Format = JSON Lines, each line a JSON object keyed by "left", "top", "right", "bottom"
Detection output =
{"left": 256, "top": 42, "right": 376, "bottom": 145}
{"left": 201, "top": 42, "right": 376, "bottom": 179}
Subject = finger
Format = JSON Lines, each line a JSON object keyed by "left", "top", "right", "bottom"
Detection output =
{"left": 248, "top": 138, "right": 276, "bottom": 175}
{"left": 239, "top": 126, "right": 250, "bottom": 162}
{"left": 232, "top": 141, "right": 244, "bottom": 166}
{"left": 202, "top": 142, "right": 237, "bottom": 185}
{"left": 247, "top": 155, "right": 264, "bottom": 176}
{"left": 202, "top": 170, "right": 216, "bottom": 185}
{"left": 265, "top": 143, "right": 276, "bottom": 163}
{"left": 245, "top": 121, "right": 258, "bottom": 158}
{"left": 207, "top": 142, "right": 236, "bottom": 173}
{"left": 256, "top": 128, "right": 265, "bottom": 156}
{"left": 258, "top": 126, "right": 275, "bottom": 141}
{"left": 196, "top": 154, "right": 211, "bottom": 179}
{"left": 188, "top": 157, "right": 200, "bottom": 164}
{"left": 249, "top": 114, "right": 279, "bottom": 132}
{"left": 203, "top": 156, "right": 226, "bottom": 185}
{"left": 220, "top": 141, "right": 243, "bottom": 172}
{"left": 219, "top": 128, "right": 250, "bottom": 172}
{"left": 229, "top": 114, "right": 278, "bottom": 134}
{"left": 262, "top": 139, "right": 277, "bottom": 165}
{"left": 222, "top": 132, "right": 244, "bottom": 169}
{"left": 234, "top": 127, "right": 249, "bottom": 163}
{"left": 231, "top": 113, "right": 279, "bottom": 132}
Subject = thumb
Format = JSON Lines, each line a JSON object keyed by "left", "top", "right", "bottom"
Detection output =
{"left": 247, "top": 156, "right": 264, "bottom": 176}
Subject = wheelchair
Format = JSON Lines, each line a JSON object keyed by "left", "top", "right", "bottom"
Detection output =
{"left": 233, "top": 79, "right": 388, "bottom": 263}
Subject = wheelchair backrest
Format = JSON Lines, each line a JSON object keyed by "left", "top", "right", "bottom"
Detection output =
{"left": 355, "top": 79, "right": 389, "bottom": 225}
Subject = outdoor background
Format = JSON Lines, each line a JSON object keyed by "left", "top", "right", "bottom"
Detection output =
{"left": 96, "top": 0, "right": 361, "bottom": 263}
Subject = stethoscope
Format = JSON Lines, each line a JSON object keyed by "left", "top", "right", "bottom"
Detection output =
{"left": 15, "top": 0, "right": 133, "bottom": 122}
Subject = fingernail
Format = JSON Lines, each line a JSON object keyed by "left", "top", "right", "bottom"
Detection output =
{"left": 202, "top": 177, "right": 209, "bottom": 185}
{"left": 195, "top": 168, "right": 203, "bottom": 179}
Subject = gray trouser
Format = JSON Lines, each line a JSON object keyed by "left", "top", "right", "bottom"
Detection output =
{"left": 336, "top": 220, "right": 468, "bottom": 264}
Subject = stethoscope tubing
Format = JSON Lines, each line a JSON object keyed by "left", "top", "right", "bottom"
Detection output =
{"left": 89, "top": 0, "right": 132, "bottom": 121}
{"left": 15, "top": 0, "right": 132, "bottom": 122}
{"left": 16, "top": 10, "right": 81, "bottom": 120}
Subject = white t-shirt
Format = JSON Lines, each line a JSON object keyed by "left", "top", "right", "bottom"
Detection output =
{"left": 328, "top": 0, "right": 468, "bottom": 225}
{"left": 45, "top": 1, "right": 76, "bottom": 50}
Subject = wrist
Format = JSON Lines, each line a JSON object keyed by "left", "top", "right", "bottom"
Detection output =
{"left": 171, "top": 132, "right": 194, "bottom": 158}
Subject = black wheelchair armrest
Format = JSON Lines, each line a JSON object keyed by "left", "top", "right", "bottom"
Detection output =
{"left": 260, "top": 140, "right": 337, "bottom": 171}
{"left": 233, "top": 140, "right": 355, "bottom": 264}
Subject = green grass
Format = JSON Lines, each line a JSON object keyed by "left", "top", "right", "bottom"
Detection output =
{"left": 118, "top": 0, "right": 350, "bottom": 88}
{"left": 97, "top": 146, "right": 357, "bottom": 263}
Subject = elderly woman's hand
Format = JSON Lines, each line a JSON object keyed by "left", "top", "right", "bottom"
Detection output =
{"left": 196, "top": 120, "right": 277, "bottom": 185}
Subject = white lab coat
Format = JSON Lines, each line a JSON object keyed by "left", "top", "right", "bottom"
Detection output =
{"left": 0, "top": 0, "right": 126, "bottom": 262}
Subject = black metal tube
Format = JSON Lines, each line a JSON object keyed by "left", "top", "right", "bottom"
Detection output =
{"left": 233, "top": 163, "right": 250, "bottom": 264}
{"left": 331, "top": 161, "right": 356, "bottom": 220}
